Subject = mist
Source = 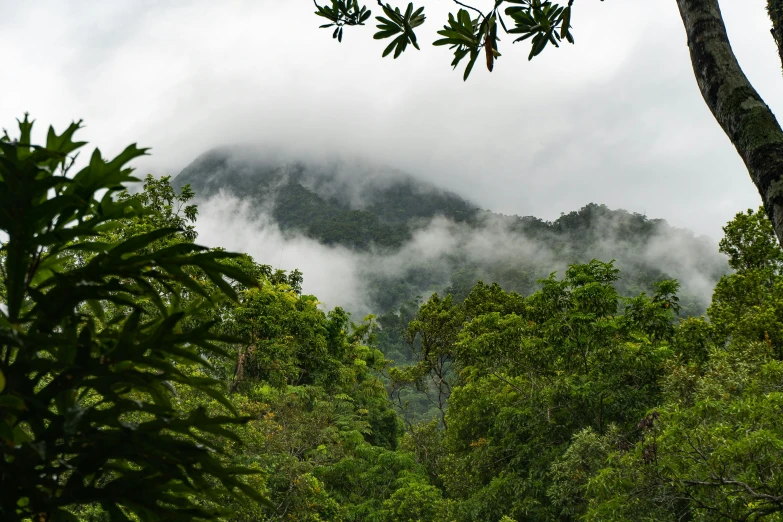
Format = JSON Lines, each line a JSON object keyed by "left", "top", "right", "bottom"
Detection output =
{"left": 192, "top": 189, "right": 728, "bottom": 318}
{"left": 195, "top": 193, "right": 371, "bottom": 313}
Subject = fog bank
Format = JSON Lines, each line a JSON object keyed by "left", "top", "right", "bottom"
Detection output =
{"left": 194, "top": 192, "right": 727, "bottom": 317}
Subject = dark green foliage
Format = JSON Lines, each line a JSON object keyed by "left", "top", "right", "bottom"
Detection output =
{"left": 314, "top": 0, "right": 373, "bottom": 42}
{"left": 315, "top": 0, "right": 585, "bottom": 80}
{"left": 0, "top": 117, "right": 264, "bottom": 521}
{"left": 173, "top": 149, "right": 477, "bottom": 250}
{"left": 8, "top": 117, "right": 783, "bottom": 521}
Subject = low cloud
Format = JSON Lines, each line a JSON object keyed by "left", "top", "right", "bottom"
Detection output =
{"left": 195, "top": 193, "right": 371, "bottom": 314}
{"left": 193, "top": 191, "right": 727, "bottom": 318}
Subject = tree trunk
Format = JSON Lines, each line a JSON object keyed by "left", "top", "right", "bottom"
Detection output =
{"left": 676, "top": 0, "right": 783, "bottom": 246}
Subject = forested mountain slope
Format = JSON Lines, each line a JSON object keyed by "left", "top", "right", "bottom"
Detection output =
{"left": 174, "top": 147, "right": 477, "bottom": 249}
{"left": 7, "top": 121, "right": 783, "bottom": 522}
{"left": 174, "top": 148, "right": 729, "bottom": 317}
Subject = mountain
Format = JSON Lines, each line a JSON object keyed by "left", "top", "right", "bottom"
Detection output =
{"left": 173, "top": 148, "right": 730, "bottom": 319}
{"left": 174, "top": 147, "right": 477, "bottom": 250}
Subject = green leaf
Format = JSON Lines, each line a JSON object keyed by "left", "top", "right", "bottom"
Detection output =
{"left": 0, "top": 395, "right": 25, "bottom": 410}
{"left": 529, "top": 32, "right": 548, "bottom": 59}
{"left": 458, "top": 9, "right": 472, "bottom": 30}
{"left": 109, "top": 227, "right": 179, "bottom": 257}
{"left": 464, "top": 49, "right": 479, "bottom": 80}
{"left": 375, "top": 29, "right": 400, "bottom": 39}
{"left": 560, "top": 6, "right": 571, "bottom": 38}
{"left": 382, "top": 37, "right": 399, "bottom": 57}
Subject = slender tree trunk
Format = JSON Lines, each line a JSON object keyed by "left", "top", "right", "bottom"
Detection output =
{"left": 676, "top": 0, "right": 783, "bottom": 246}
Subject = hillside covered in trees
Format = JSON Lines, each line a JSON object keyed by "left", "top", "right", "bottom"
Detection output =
{"left": 173, "top": 148, "right": 729, "bottom": 318}
{"left": 6, "top": 0, "right": 783, "bottom": 519}
{"left": 5, "top": 121, "right": 783, "bottom": 522}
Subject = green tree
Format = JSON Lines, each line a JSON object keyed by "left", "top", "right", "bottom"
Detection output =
{"left": 117, "top": 174, "right": 199, "bottom": 243}
{"left": 384, "top": 262, "right": 678, "bottom": 520}
{"left": 0, "top": 116, "right": 265, "bottom": 521}
{"left": 584, "top": 209, "right": 783, "bottom": 521}
{"left": 390, "top": 293, "right": 464, "bottom": 428}
{"left": 585, "top": 340, "right": 783, "bottom": 522}
{"left": 315, "top": 0, "right": 783, "bottom": 248}
{"left": 710, "top": 207, "right": 783, "bottom": 357}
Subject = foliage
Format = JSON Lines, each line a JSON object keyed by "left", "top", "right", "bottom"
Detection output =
{"left": 117, "top": 174, "right": 199, "bottom": 243}
{"left": 375, "top": 208, "right": 783, "bottom": 521}
{"left": 313, "top": 0, "right": 595, "bottom": 79}
{"left": 172, "top": 150, "right": 478, "bottom": 250}
{"left": 710, "top": 207, "right": 783, "bottom": 358}
{"left": 583, "top": 208, "right": 783, "bottom": 522}
{"left": 6, "top": 116, "right": 783, "bottom": 522}
{"left": 0, "top": 116, "right": 266, "bottom": 520}
{"left": 174, "top": 151, "right": 728, "bottom": 319}
{"left": 416, "top": 261, "right": 676, "bottom": 520}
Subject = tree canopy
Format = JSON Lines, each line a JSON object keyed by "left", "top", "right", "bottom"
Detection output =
{"left": 5, "top": 115, "right": 783, "bottom": 521}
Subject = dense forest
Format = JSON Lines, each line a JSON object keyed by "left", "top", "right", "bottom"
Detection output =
{"left": 174, "top": 148, "right": 729, "bottom": 317}
{"left": 4, "top": 121, "right": 783, "bottom": 522}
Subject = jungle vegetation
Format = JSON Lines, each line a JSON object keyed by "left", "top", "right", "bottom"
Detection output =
{"left": 4, "top": 117, "right": 783, "bottom": 521}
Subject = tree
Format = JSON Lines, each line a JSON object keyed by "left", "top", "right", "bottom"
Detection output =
{"left": 313, "top": 0, "right": 783, "bottom": 249}
{"left": 0, "top": 116, "right": 265, "bottom": 520}
{"left": 379, "top": 262, "right": 679, "bottom": 520}
{"left": 391, "top": 293, "right": 464, "bottom": 429}
{"left": 580, "top": 209, "right": 783, "bottom": 521}
{"left": 709, "top": 207, "right": 783, "bottom": 357}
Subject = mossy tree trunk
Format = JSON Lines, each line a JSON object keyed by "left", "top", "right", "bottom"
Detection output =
{"left": 676, "top": 0, "right": 783, "bottom": 246}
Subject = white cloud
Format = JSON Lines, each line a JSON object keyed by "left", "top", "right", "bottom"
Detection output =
{"left": 192, "top": 187, "right": 727, "bottom": 316}
{"left": 1, "top": 0, "right": 778, "bottom": 240}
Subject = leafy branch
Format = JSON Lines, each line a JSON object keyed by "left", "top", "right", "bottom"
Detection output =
{"left": 315, "top": 0, "right": 602, "bottom": 79}
{"left": 314, "top": 0, "right": 373, "bottom": 42}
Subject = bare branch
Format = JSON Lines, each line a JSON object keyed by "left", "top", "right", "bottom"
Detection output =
{"left": 453, "top": 0, "right": 485, "bottom": 18}
{"left": 684, "top": 477, "right": 783, "bottom": 504}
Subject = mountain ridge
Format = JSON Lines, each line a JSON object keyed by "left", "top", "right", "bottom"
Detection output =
{"left": 174, "top": 147, "right": 478, "bottom": 249}
{"left": 174, "top": 148, "right": 729, "bottom": 316}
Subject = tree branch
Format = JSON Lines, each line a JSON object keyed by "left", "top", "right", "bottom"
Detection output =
{"left": 676, "top": 0, "right": 783, "bottom": 247}
{"left": 453, "top": 0, "right": 485, "bottom": 19}
{"left": 684, "top": 477, "right": 783, "bottom": 504}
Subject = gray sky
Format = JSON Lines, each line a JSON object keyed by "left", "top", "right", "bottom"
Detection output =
{"left": 2, "top": 0, "right": 780, "bottom": 239}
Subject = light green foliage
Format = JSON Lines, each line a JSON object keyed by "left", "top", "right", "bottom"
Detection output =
{"left": 585, "top": 341, "right": 783, "bottom": 521}
{"left": 584, "top": 208, "right": 783, "bottom": 522}
{"left": 169, "top": 253, "right": 426, "bottom": 521}
{"left": 426, "top": 261, "right": 676, "bottom": 521}
{"left": 710, "top": 207, "right": 783, "bottom": 357}
{"left": 384, "top": 207, "right": 783, "bottom": 521}
{"left": 720, "top": 207, "right": 783, "bottom": 272}
{"left": 547, "top": 427, "right": 617, "bottom": 519}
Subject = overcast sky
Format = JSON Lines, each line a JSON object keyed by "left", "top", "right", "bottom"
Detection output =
{"left": 2, "top": 0, "right": 780, "bottom": 239}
